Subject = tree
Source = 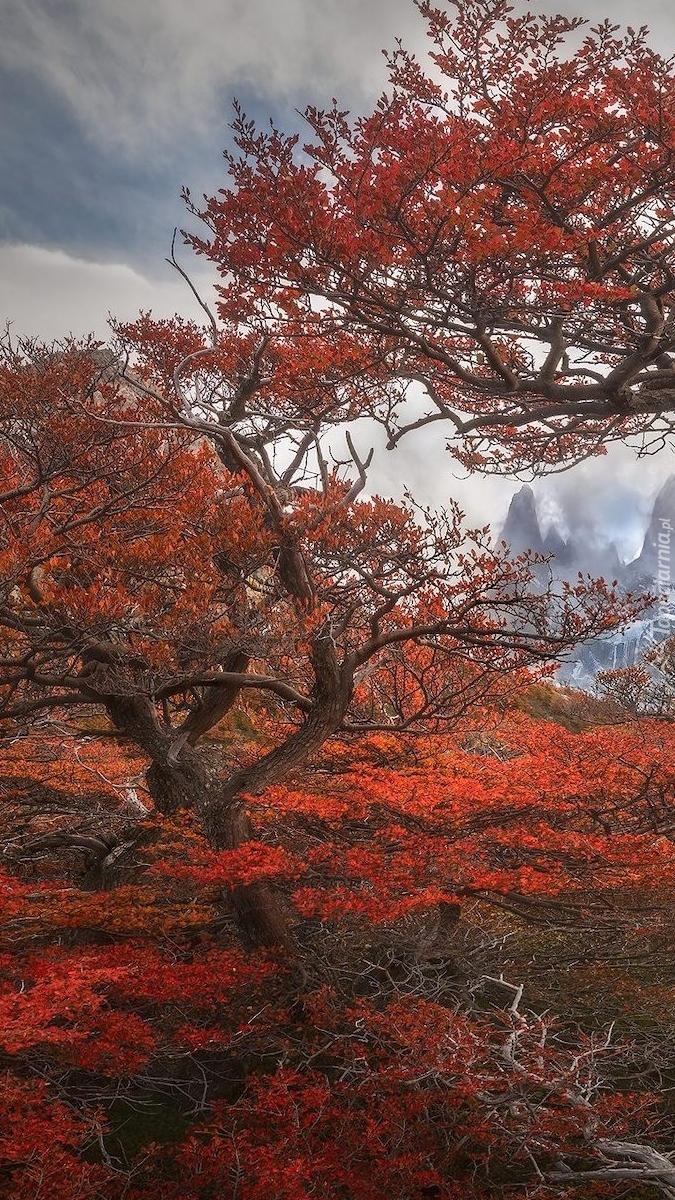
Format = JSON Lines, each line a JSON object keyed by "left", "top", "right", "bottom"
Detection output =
{"left": 4, "top": 1, "right": 670, "bottom": 948}
{"left": 0, "top": 332, "right": 637, "bottom": 947}
{"left": 180, "top": 1, "right": 675, "bottom": 474}
{"left": 5, "top": 3, "right": 675, "bottom": 1190}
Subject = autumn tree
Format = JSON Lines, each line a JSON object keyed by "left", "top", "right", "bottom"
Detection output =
{"left": 5, "top": 5, "right": 675, "bottom": 1191}
{"left": 181, "top": 0, "right": 675, "bottom": 474}
{"left": 0, "top": 326, "right": 638, "bottom": 947}
{"left": 3, "top": 1, "right": 673, "bottom": 950}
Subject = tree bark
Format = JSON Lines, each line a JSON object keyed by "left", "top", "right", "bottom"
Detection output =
{"left": 196, "top": 636, "right": 354, "bottom": 948}
{"left": 199, "top": 636, "right": 353, "bottom": 841}
{"left": 102, "top": 637, "right": 354, "bottom": 949}
{"left": 141, "top": 744, "right": 291, "bottom": 948}
{"left": 146, "top": 750, "right": 210, "bottom": 816}
{"left": 178, "top": 649, "right": 251, "bottom": 747}
{"left": 197, "top": 692, "right": 353, "bottom": 948}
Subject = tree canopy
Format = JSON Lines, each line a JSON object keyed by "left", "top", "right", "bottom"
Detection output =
{"left": 179, "top": 0, "right": 675, "bottom": 473}
{"left": 2, "top": 0, "right": 668, "bottom": 946}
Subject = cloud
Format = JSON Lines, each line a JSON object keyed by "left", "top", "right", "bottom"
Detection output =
{"left": 0, "top": 243, "right": 214, "bottom": 341}
{"left": 551, "top": 0, "right": 672, "bottom": 32}
{"left": 3, "top": 0, "right": 674, "bottom": 265}
{"left": 533, "top": 449, "right": 675, "bottom": 564}
{"left": 3, "top": 0, "right": 673, "bottom": 163}
{"left": 2, "top": 240, "right": 673, "bottom": 547}
{"left": 3, "top": 0, "right": 675, "bottom": 539}
{"left": 0, "top": 0, "right": 422, "bottom": 161}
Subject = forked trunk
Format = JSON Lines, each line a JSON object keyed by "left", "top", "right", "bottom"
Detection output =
{"left": 205, "top": 797, "right": 293, "bottom": 949}
{"left": 146, "top": 752, "right": 209, "bottom": 816}
{"left": 143, "top": 750, "right": 288, "bottom": 948}
{"left": 145, "top": 637, "right": 353, "bottom": 949}
{"left": 198, "top": 650, "right": 354, "bottom": 948}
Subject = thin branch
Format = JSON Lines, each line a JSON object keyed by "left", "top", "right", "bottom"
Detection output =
{"left": 167, "top": 228, "right": 219, "bottom": 348}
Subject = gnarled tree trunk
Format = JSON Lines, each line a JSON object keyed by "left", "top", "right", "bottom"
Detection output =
{"left": 104, "top": 638, "right": 354, "bottom": 949}
{"left": 142, "top": 742, "right": 293, "bottom": 949}
{"left": 197, "top": 637, "right": 355, "bottom": 948}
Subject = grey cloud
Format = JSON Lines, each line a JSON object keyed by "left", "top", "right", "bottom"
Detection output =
{"left": 534, "top": 450, "right": 675, "bottom": 564}
{"left": 2, "top": 241, "right": 673, "bottom": 546}
{"left": 3, "top": 0, "right": 675, "bottom": 542}
{"left": 0, "top": 0, "right": 421, "bottom": 160}
{"left": 8, "top": 0, "right": 673, "bottom": 164}
{"left": 0, "top": 244, "right": 214, "bottom": 341}
{"left": 552, "top": 0, "right": 672, "bottom": 30}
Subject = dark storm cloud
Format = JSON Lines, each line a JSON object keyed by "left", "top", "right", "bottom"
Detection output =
{"left": 0, "top": 0, "right": 421, "bottom": 266}
{"left": 0, "top": 0, "right": 420, "bottom": 159}
{"left": 0, "top": 62, "right": 274, "bottom": 268}
{"left": 0, "top": 65, "right": 176, "bottom": 261}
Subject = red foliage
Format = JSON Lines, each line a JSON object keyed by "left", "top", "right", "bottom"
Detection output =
{"left": 3, "top": 3, "right": 675, "bottom": 1195}
{"left": 2, "top": 709, "right": 675, "bottom": 1197}
{"left": 0, "top": 1075, "right": 114, "bottom": 1200}
{"left": 183, "top": 2, "right": 675, "bottom": 472}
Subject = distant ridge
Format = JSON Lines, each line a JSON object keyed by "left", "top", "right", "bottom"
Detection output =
{"left": 497, "top": 475, "right": 675, "bottom": 687}
{"left": 498, "top": 475, "right": 675, "bottom": 586}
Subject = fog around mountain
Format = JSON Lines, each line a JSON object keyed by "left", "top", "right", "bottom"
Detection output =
{"left": 498, "top": 477, "right": 675, "bottom": 687}
{"left": 499, "top": 475, "right": 675, "bottom": 580}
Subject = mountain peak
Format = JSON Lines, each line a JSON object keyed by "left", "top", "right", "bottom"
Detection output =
{"left": 499, "top": 485, "right": 544, "bottom": 555}
{"left": 653, "top": 472, "right": 675, "bottom": 515}
{"left": 628, "top": 472, "right": 675, "bottom": 579}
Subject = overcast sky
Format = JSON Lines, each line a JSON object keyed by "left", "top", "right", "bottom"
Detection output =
{"left": 2, "top": 0, "right": 675, "bottom": 554}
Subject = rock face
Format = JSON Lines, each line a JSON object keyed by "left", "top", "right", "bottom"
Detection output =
{"left": 499, "top": 487, "right": 622, "bottom": 584}
{"left": 624, "top": 474, "right": 675, "bottom": 591}
{"left": 499, "top": 475, "right": 675, "bottom": 589}
{"left": 497, "top": 474, "right": 675, "bottom": 687}
{"left": 498, "top": 485, "right": 545, "bottom": 556}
